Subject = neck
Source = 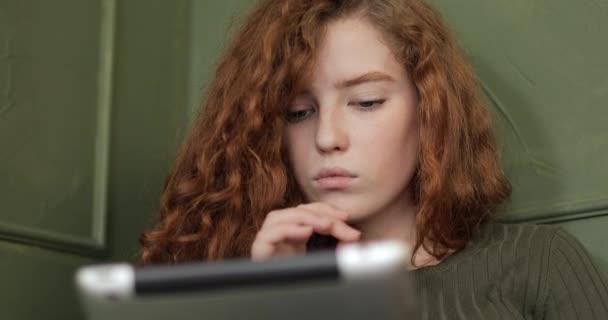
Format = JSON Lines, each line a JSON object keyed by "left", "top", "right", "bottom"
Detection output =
{"left": 352, "top": 192, "right": 417, "bottom": 244}
{"left": 350, "top": 193, "right": 441, "bottom": 269}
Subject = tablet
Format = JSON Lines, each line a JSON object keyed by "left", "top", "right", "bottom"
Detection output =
{"left": 76, "top": 241, "right": 417, "bottom": 320}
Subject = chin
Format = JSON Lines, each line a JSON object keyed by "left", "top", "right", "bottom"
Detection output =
{"left": 318, "top": 197, "right": 376, "bottom": 221}
{"left": 305, "top": 190, "right": 378, "bottom": 217}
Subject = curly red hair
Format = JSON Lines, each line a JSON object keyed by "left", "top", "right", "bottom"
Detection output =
{"left": 140, "top": 0, "right": 511, "bottom": 265}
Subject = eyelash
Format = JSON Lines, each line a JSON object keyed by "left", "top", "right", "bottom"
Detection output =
{"left": 286, "top": 99, "right": 386, "bottom": 123}
{"left": 350, "top": 99, "right": 386, "bottom": 110}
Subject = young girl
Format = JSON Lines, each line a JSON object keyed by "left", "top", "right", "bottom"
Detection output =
{"left": 140, "top": 0, "right": 608, "bottom": 318}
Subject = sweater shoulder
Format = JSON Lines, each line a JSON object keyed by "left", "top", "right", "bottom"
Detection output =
{"left": 472, "top": 221, "right": 560, "bottom": 248}
{"left": 414, "top": 222, "right": 558, "bottom": 278}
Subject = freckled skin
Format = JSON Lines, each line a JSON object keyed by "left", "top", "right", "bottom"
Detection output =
{"left": 286, "top": 17, "right": 420, "bottom": 227}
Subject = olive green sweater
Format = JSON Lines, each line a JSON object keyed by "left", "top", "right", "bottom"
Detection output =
{"left": 412, "top": 223, "right": 608, "bottom": 319}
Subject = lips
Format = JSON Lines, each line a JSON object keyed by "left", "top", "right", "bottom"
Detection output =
{"left": 314, "top": 167, "right": 357, "bottom": 190}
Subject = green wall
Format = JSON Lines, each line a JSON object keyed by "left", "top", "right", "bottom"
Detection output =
{"left": 0, "top": 0, "right": 192, "bottom": 318}
{"left": 0, "top": 0, "right": 606, "bottom": 319}
{"left": 427, "top": 0, "right": 608, "bottom": 270}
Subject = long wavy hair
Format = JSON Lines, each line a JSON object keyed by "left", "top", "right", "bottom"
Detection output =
{"left": 140, "top": 0, "right": 511, "bottom": 265}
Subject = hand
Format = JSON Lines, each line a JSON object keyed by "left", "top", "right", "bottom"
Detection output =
{"left": 250, "top": 202, "right": 361, "bottom": 261}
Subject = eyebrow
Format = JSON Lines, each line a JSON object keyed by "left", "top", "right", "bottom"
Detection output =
{"left": 334, "top": 71, "right": 396, "bottom": 89}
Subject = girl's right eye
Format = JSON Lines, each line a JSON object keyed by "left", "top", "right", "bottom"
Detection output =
{"left": 286, "top": 108, "right": 314, "bottom": 123}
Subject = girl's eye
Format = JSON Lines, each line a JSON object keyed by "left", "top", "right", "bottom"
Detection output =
{"left": 286, "top": 99, "right": 385, "bottom": 123}
{"left": 286, "top": 109, "right": 314, "bottom": 123}
{"left": 351, "top": 99, "right": 386, "bottom": 110}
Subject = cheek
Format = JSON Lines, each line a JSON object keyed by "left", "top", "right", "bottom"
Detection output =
{"left": 286, "top": 130, "right": 311, "bottom": 178}
{"left": 358, "top": 112, "right": 419, "bottom": 179}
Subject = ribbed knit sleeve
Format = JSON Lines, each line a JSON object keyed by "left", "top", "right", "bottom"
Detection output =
{"left": 542, "top": 228, "right": 608, "bottom": 319}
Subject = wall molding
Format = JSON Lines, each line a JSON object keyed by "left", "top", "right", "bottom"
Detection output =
{"left": 0, "top": 0, "right": 115, "bottom": 257}
{"left": 498, "top": 198, "right": 608, "bottom": 224}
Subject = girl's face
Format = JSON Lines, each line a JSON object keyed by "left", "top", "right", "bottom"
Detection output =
{"left": 285, "top": 17, "right": 420, "bottom": 223}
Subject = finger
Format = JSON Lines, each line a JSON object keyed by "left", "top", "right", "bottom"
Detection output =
{"left": 251, "top": 225, "right": 313, "bottom": 261}
{"left": 294, "top": 206, "right": 351, "bottom": 233}
{"left": 322, "top": 220, "right": 361, "bottom": 242}
{"left": 261, "top": 204, "right": 358, "bottom": 241}
{"left": 298, "top": 202, "right": 350, "bottom": 221}
{"left": 296, "top": 208, "right": 360, "bottom": 241}
{"left": 263, "top": 211, "right": 333, "bottom": 230}
{"left": 258, "top": 225, "right": 314, "bottom": 245}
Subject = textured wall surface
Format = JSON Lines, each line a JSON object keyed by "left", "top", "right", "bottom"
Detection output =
{"left": 431, "top": 0, "right": 608, "bottom": 270}
{"left": 0, "top": 1, "right": 192, "bottom": 318}
{"left": 429, "top": 0, "right": 608, "bottom": 268}
{"left": 0, "top": 0, "right": 107, "bottom": 254}
{"left": 429, "top": 0, "right": 608, "bottom": 220}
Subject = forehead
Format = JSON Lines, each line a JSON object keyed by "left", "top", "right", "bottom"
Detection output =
{"left": 310, "top": 17, "right": 402, "bottom": 85}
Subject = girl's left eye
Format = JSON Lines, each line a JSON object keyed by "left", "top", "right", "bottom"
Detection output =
{"left": 351, "top": 99, "right": 386, "bottom": 109}
{"left": 285, "top": 108, "right": 314, "bottom": 123}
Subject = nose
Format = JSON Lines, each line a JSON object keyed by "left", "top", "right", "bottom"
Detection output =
{"left": 315, "top": 105, "right": 349, "bottom": 153}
